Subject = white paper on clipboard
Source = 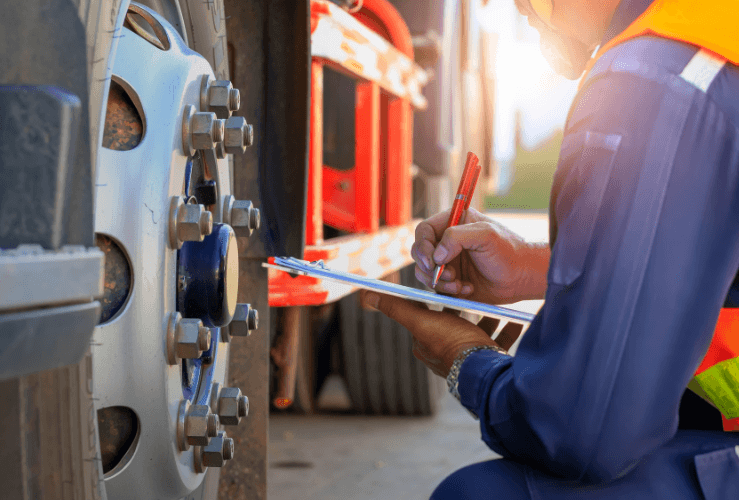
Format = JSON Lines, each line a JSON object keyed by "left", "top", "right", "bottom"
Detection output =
{"left": 263, "top": 257, "right": 536, "bottom": 325}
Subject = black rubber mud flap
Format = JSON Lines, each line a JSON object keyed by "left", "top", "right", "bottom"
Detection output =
{"left": 340, "top": 265, "right": 442, "bottom": 415}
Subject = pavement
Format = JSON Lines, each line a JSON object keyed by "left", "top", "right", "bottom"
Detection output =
{"left": 267, "top": 212, "right": 548, "bottom": 500}
{"left": 268, "top": 382, "right": 499, "bottom": 500}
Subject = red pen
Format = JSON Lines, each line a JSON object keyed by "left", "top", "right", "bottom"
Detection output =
{"left": 432, "top": 152, "right": 481, "bottom": 288}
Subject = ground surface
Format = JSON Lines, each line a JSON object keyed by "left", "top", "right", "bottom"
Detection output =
{"left": 267, "top": 213, "right": 548, "bottom": 500}
{"left": 268, "top": 389, "right": 497, "bottom": 500}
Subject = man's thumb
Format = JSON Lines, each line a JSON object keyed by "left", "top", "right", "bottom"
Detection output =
{"left": 361, "top": 291, "right": 422, "bottom": 332}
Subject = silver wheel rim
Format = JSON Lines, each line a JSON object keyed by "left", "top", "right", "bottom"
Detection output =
{"left": 92, "top": 3, "right": 232, "bottom": 497}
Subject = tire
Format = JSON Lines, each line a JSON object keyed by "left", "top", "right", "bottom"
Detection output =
{"left": 0, "top": 350, "right": 105, "bottom": 500}
{"left": 0, "top": 1, "right": 233, "bottom": 499}
{"left": 339, "top": 265, "right": 445, "bottom": 416}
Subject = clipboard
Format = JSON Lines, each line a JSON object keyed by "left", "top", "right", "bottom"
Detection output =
{"left": 263, "top": 257, "right": 536, "bottom": 324}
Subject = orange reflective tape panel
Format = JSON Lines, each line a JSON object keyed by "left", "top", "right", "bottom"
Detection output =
{"left": 696, "top": 308, "right": 739, "bottom": 376}
{"left": 722, "top": 414, "right": 739, "bottom": 432}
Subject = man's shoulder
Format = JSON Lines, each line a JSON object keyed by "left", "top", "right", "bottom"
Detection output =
{"left": 590, "top": 35, "right": 698, "bottom": 83}
{"left": 577, "top": 35, "right": 739, "bottom": 130}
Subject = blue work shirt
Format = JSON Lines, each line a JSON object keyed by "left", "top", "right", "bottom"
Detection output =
{"left": 457, "top": 0, "right": 739, "bottom": 491}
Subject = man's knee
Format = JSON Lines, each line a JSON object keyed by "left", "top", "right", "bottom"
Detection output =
{"left": 430, "top": 459, "right": 530, "bottom": 500}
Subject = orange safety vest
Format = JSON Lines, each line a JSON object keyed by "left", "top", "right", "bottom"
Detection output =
{"left": 585, "top": 0, "right": 739, "bottom": 431}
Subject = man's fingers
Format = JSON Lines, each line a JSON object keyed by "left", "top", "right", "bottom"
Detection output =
{"left": 441, "top": 267, "right": 455, "bottom": 281}
{"left": 362, "top": 291, "right": 425, "bottom": 333}
{"left": 416, "top": 266, "right": 463, "bottom": 295}
{"left": 415, "top": 265, "right": 432, "bottom": 288}
{"left": 433, "top": 222, "right": 490, "bottom": 265}
{"left": 412, "top": 240, "right": 435, "bottom": 273}
{"left": 436, "top": 279, "right": 462, "bottom": 295}
{"left": 416, "top": 209, "right": 452, "bottom": 242}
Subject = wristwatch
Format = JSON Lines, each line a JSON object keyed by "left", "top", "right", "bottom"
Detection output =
{"left": 447, "top": 345, "right": 508, "bottom": 405}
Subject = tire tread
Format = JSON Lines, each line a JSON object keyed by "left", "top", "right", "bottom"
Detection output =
{"left": 340, "top": 265, "right": 440, "bottom": 416}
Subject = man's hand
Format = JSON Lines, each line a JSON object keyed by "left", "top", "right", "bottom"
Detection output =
{"left": 412, "top": 208, "right": 550, "bottom": 304}
{"left": 361, "top": 291, "right": 501, "bottom": 378}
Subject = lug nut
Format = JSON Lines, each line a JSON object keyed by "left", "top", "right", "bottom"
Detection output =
{"left": 201, "top": 75, "right": 240, "bottom": 119}
{"left": 224, "top": 116, "right": 253, "bottom": 155}
{"left": 169, "top": 196, "right": 213, "bottom": 248}
{"left": 229, "top": 303, "right": 258, "bottom": 337}
{"left": 183, "top": 403, "right": 219, "bottom": 447}
{"left": 179, "top": 204, "right": 212, "bottom": 242}
{"left": 189, "top": 110, "right": 225, "bottom": 150}
{"left": 231, "top": 200, "right": 257, "bottom": 234}
{"left": 177, "top": 400, "right": 220, "bottom": 451}
{"left": 217, "top": 387, "right": 249, "bottom": 425}
{"left": 195, "top": 431, "right": 235, "bottom": 472}
{"left": 167, "top": 312, "right": 211, "bottom": 364}
{"left": 177, "top": 318, "right": 211, "bottom": 358}
{"left": 222, "top": 195, "right": 260, "bottom": 236}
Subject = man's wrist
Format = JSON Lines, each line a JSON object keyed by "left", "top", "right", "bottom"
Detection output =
{"left": 443, "top": 342, "right": 495, "bottom": 375}
{"left": 446, "top": 344, "right": 508, "bottom": 404}
{"left": 517, "top": 242, "right": 550, "bottom": 301}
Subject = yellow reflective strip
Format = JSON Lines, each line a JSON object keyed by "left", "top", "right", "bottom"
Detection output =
{"left": 687, "top": 378, "right": 718, "bottom": 409}
{"left": 695, "top": 357, "right": 739, "bottom": 419}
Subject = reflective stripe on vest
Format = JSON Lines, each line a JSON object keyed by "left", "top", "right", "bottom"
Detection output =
{"left": 583, "top": 1, "right": 738, "bottom": 430}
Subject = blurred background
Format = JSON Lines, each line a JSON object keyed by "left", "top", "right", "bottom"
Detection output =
{"left": 262, "top": 1, "right": 575, "bottom": 499}
{"left": 0, "top": 1, "right": 579, "bottom": 499}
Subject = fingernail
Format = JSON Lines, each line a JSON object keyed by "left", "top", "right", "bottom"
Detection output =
{"left": 421, "top": 255, "right": 431, "bottom": 271}
{"left": 461, "top": 285, "right": 473, "bottom": 295}
{"left": 433, "top": 245, "right": 448, "bottom": 263}
{"left": 441, "top": 269, "right": 453, "bottom": 280}
{"left": 365, "top": 292, "right": 379, "bottom": 310}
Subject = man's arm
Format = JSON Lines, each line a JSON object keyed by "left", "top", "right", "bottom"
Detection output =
{"left": 458, "top": 66, "right": 739, "bottom": 482}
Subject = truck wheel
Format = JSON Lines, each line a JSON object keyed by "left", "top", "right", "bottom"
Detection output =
{"left": 340, "top": 265, "right": 444, "bottom": 415}
{"left": 2, "top": 1, "right": 248, "bottom": 499}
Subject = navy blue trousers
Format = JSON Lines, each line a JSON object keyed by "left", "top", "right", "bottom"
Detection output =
{"left": 431, "top": 431, "right": 739, "bottom": 499}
